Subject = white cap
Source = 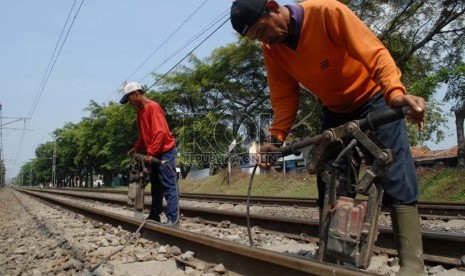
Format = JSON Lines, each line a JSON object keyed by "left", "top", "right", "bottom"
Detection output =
{"left": 120, "top": 82, "right": 143, "bottom": 104}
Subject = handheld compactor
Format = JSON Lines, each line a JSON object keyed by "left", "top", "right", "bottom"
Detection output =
{"left": 127, "top": 153, "right": 168, "bottom": 219}
{"left": 276, "top": 107, "right": 405, "bottom": 268}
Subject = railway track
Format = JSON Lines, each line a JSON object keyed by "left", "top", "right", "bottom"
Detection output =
{"left": 42, "top": 187, "right": 465, "bottom": 218}
{"left": 14, "top": 188, "right": 374, "bottom": 276}
{"left": 181, "top": 193, "right": 465, "bottom": 219}
{"left": 18, "top": 187, "right": 465, "bottom": 269}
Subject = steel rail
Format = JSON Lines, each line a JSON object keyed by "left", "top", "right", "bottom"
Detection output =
{"left": 43, "top": 188, "right": 465, "bottom": 218}
{"left": 22, "top": 188, "right": 465, "bottom": 267}
{"left": 16, "top": 188, "right": 375, "bottom": 276}
{"left": 180, "top": 193, "right": 465, "bottom": 218}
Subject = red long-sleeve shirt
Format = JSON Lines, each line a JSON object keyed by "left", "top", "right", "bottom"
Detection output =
{"left": 134, "top": 101, "right": 175, "bottom": 156}
{"left": 264, "top": 0, "right": 406, "bottom": 141}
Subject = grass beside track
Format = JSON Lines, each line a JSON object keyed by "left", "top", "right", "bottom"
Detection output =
{"left": 178, "top": 167, "right": 465, "bottom": 202}
{"left": 18, "top": 167, "right": 464, "bottom": 202}
{"left": 417, "top": 167, "right": 465, "bottom": 201}
{"left": 179, "top": 169, "right": 319, "bottom": 198}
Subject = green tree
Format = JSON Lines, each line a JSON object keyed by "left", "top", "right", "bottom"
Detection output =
{"left": 17, "top": 161, "right": 33, "bottom": 186}
{"left": 94, "top": 101, "right": 138, "bottom": 185}
{"left": 333, "top": 0, "right": 464, "bottom": 146}
{"left": 443, "top": 64, "right": 465, "bottom": 166}
{"left": 34, "top": 142, "right": 55, "bottom": 185}
{"left": 156, "top": 38, "right": 271, "bottom": 167}
{"left": 410, "top": 63, "right": 465, "bottom": 163}
{"left": 18, "top": 1, "right": 465, "bottom": 181}
{"left": 54, "top": 122, "right": 79, "bottom": 187}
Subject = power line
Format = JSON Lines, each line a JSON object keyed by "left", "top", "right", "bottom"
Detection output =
{"left": 139, "top": 9, "right": 229, "bottom": 83}
{"left": 106, "top": 1, "right": 223, "bottom": 102}
{"left": 13, "top": 0, "right": 85, "bottom": 169}
{"left": 30, "top": 0, "right": 79, "bottom": 120}
{"left": 110, "top": 9, "right": 229, "bottom": 100}
{"left": 146, "top": 16, "right": 230, "bottom": 91}
{"left": 139, "top": 10, "right": 229, "bottom": 85}
{"left": 125, "top": 0, "right": 209, "bottom": 82}
{"left": 11, "top": 3, "right": 231, "bottom": 179}
{"left": 28, "top": 0, "right": 85, "bottom": 120}
{"left": 106, "top": 12, "right": 235, "bottom": 101}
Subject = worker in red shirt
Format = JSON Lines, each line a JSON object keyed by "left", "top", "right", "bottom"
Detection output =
{"left": 230, "top": 0, "right": 425, "bottom": 274}
{"left": 120, "top": 82, "right": 179, "bottom": 226}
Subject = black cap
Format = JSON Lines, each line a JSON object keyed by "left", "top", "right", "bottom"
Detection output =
{"left": 230, "top": 0, "right": 268, "bottom": 36}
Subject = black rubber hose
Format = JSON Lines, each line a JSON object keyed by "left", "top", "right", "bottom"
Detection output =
{"left": 246, "top": 164, "right": 259, "bottom": 247}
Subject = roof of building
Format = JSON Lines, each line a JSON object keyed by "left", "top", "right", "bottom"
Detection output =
{"left": 411, "top": 145, "right": 457, "bottom": 158}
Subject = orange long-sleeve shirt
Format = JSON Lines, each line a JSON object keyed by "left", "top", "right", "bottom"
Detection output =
{"left": 263, "top": 0, "right": 405, "bottom": 141}
{"left": 134, "top": 101, "right": 175, "bottom": 157}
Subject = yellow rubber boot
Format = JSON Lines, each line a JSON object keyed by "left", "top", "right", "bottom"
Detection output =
{"left": 390, "top": 204, "right": 425, "bottom": 276}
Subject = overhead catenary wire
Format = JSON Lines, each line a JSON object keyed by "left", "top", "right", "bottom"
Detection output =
{"left": 105, "top": 0, "right": 211, "bottom": 102}
{"left": 109, "top": 8, "right": 229, "bottom": 100}
{"left": 125, "top": 0, "right": 210, "bottom": 82}
{"left": 13, "top": 3, "right": 231, "bottom": 178}
{"left": 31, "top": 0, "right": 79, "bottom": 119}
{"left": 110, "top": 10, "right": 230, "bottom": 102}
{"left": 13, "top": 0, "right": 85, "bottom": 168}
{"left": 109, "top": 10, "right": 229, "bottom": 111}
{"left": 28, "top": 0, "right": 85, "bottom": 121}
{"left": 138, "top": 10, "right": 229, "bottom": 85}
{"left": 10, "top": 2, "right": 230, "bottom": 183}
{"left": 146, "top": 16, "right": 230, "bottom": 91}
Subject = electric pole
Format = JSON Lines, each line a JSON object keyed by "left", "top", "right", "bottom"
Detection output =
{"left": 52, "top": 140, "right": 56, "bottom": 187}
{"left": 0, "top": 103, "right": 3, "bottom": 187}
{"left": 29, "top": 166, "right": 32, "bottom": 186}
{"left": 49, "top": 133, "right": 57, "bottom": 187}
{"left": 1, "top": 103, "right": 30, "bottom": 185}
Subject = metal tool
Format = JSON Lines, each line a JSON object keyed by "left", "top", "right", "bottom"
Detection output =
{"left": 127, "top": 153, "right": 168, "bottom": 219}
{"left": 277, "top": 107, "right": 406, "bottom": 268}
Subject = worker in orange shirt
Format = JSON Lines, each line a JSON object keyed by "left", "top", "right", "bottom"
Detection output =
{"left": 230, "top": 0, "right": 425, "bottom": 274}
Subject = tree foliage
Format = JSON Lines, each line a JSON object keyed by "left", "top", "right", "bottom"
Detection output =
{"left": 156, "top": 38, "right": 271, "bottom": 167}
{"left": 442, "top": 64, "right": 465, "bottom": 166}
{"left": 344, "top": 0, "right": 465, "bottom": 145}
{"left": 17, "top": 1, "right": 465, "bottom": 184}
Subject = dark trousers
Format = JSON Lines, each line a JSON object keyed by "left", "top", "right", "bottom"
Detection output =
{"left": 149, "top": 147, "right": 178, "bottom": 222}
{"left": 316, "top": 93, "right": 419, "bottom": 207}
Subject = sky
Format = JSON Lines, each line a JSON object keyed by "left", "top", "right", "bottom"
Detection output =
{"left": 0, "top": 0, "right": 458, "bottom": 181}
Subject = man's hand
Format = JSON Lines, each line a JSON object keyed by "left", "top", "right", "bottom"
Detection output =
{"left": 391, "top": 94, "right": 426, "bottom": 130}
{"left": 144, "top": 155, "right": 152, "bottom": 164}
{"left": 258, "top": 143, "right": 281, "bottom": 168}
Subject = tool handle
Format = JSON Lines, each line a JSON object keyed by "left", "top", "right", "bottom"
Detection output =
{"left": 133, "top": 153, "right": 168, "bottom": 166}
{"left": 151, "top": 157, "right": 169, "bottom": 166}
{"left": 358, "top": 107, "right": 406, "bottom": 131}
{"left": 278, "top": 135, "right": 323, "bottom": 156}
{"left": 277, "top": 107, "right": 407, "bottom": 156}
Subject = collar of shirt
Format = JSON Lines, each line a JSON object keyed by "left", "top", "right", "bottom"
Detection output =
{"left": 283, "top": 3, "right": 304, "bottom": 50}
